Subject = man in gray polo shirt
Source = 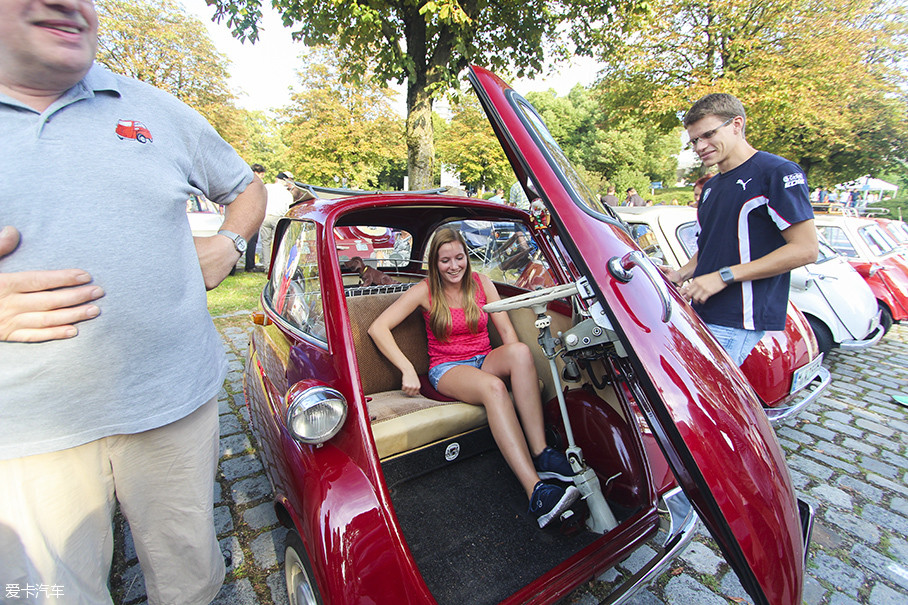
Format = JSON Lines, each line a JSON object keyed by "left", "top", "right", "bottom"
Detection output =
{"left": 0, "top": 1, "right": 266, "bottom": 602}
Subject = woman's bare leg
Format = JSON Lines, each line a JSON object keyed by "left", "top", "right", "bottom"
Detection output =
{"left": 437, "top": 365, "right": 539, "bottom": 497}
{"left": 481, "top": 342, "right": 547, "bottom": 455}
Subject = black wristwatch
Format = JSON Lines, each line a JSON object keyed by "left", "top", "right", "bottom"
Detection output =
{"left": 718, "top": 266, "right": 735, "bottom": 285}
{"left": 217, "top": 229, "right": 247, "bottom": 254}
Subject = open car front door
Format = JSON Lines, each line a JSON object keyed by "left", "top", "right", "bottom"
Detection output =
{"left": 469, "top": 66, "right": 809, "bottom": 605}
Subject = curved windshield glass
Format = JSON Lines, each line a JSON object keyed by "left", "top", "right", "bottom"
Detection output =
{"left": 512, "top": 95, "right": 617, "bottom": 223}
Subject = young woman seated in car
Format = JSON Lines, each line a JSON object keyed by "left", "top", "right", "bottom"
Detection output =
{"left": 368, "top": 228, "right": 578, "bottom": 527}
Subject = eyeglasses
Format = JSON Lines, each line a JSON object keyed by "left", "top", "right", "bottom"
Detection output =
{"left": 687, "top": 117, "right": 735, "bottom": 149}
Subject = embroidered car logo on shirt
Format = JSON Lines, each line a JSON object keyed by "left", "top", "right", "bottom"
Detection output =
{"left": 783, "top": 172, "right": 805, "bottom": 188}
{"left": 115, "top": 119, "right": 153, "bottom": 144}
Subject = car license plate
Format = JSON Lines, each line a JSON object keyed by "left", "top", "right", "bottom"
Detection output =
{"left": 791, "top": 353, "right": 824, "bottom": 394}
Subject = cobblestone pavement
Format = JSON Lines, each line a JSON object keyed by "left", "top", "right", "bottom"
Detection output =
{"left": 111, "top": 322, "right": 908, "bottom": 605}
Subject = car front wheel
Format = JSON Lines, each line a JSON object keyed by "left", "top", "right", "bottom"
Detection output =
{"left": 879, "top": 303, "right": 893, "bottom": 335}
{"left": 285, "top": 530, "right": 323, "bottom": 605}
{"left": 806, "top": 315, "right": 834, "bottom": 354}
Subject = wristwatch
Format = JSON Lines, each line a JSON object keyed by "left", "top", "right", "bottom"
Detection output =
{"left": 718, "top": 266, "right": 735, "bottom": 285}
{"left": 217, "top": 229, "right": 247, "bottom": 254}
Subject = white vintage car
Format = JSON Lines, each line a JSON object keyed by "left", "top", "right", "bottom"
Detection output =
{"left": 616, "top": 205, "right": 883, "bottom": 354}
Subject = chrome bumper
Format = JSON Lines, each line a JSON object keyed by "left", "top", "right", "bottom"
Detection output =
{"left": 839, "top": 321, "right": 885, "bottom": 351}
{"left": 765, "top": 367, "right": 832, "bottom": 425}
{"left": 604, "top": 487, "right": 699, "bottom": 605}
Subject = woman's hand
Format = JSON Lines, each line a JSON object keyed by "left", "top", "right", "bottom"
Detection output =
{"left": 401, "top": 367, "right": 421, "bottom": 397}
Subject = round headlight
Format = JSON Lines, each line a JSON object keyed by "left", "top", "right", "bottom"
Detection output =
{"left": 286, "top": 386, "right": 347, "bottom": 444}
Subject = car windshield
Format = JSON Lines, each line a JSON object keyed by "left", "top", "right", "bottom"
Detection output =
{"left": 817, "top": 225, "right": 858, "bottom": 257}
{"left": 511, "top": 94, "right": 621, "bottom": 227}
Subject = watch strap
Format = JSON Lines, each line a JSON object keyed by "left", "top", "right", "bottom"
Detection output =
{"left": 217, "top": 229, "right": 247, "bottom": 253}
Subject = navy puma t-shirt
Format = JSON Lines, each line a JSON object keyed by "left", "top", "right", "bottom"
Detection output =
{"left": 694, "top": 151, "right": 814, "bottom": 331}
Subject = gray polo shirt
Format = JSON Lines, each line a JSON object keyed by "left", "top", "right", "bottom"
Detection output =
{"left": 0, "top": 65, "right": 253, "bottom": 459}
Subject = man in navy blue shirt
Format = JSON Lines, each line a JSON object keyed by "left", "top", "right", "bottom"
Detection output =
{"left": 662, "top": 94, "right": 818, "bottom": 364}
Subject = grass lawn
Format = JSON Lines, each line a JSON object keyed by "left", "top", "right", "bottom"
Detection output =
{"left": 207, "top": 270, "right": 268, "bottom": 317}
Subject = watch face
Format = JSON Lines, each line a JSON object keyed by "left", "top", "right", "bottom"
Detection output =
{"left": 236, "top": 238, "right": 247, "bottom": 252}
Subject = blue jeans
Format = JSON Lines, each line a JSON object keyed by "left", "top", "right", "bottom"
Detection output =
{"left": 704, "top": 323, "right": 765, "bottom": 366}
{"left": 428, "top": 354, "right": 488, "bottom": 390}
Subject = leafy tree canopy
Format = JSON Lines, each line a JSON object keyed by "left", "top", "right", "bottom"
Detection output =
{"left": 202, "top": 0, "right": 648, "bottom": 189}
{"left": 96, "top": 0, "right": 251, "bottom": 149}
{"left": 588, "top": 0, "right": 908, "bottom": 184}
{"left": 436, "top": 96, "right": 513, "bottom": 191}
{"left": 280, "top": 48, "right": 406, "bottom": 189}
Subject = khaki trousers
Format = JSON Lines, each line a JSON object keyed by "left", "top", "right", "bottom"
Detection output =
{"left": 0, "top": 398, "right": 223, "bottom": 605}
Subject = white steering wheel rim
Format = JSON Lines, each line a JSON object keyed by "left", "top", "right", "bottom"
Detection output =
{"left": 483, "top": 282, "right": 579, "bottom": 313}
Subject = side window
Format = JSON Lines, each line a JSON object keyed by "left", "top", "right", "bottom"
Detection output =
{"left": 629, "top": 224, "right": 667, "bottom": 265}
{"left": 676, "top": 222, "right": 700, "bottom": 258}
{"left": 434, "top": 220, "right": 554, "bottom": 288}
{"left": 267, "top": 220, "right": 326, "bottom": 341}
{"left": 817, "top": 226, "right": 858, "bottom": 257}
{"left": 859, "top": 225, "right": 895, "bottom": 256}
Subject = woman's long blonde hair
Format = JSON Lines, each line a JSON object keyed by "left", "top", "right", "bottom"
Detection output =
{"left": 427, "top": 228, "right": 481, "bottom": 341}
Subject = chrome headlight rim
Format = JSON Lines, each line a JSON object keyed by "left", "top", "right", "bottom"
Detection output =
{"left": 285, "top": 385, "right": 348, "bottom": 444}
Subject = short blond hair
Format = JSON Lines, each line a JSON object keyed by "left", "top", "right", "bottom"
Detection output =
{"left": 683, "top": 93, "right": 746, "bottom": 128}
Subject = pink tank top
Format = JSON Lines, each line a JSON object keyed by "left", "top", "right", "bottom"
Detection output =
{"left": 423, "top": 274, "right": 492, "bottom": 368}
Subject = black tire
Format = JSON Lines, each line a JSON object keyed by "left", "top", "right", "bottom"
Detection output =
{"left": 136, "top": 133, "right": 147, "bottom": 144}
{"left": 806, "top": 316, "right": 834, "bottom": 354}
{"left": 285, "top": 530, "right": 323, "bottom": 605}
{"left": 879, "top": 303, "right": 893, "bottom": 335}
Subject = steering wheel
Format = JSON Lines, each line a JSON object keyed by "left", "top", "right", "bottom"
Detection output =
{"left": 483, "top": 282, "right": 579, "bottom": 313}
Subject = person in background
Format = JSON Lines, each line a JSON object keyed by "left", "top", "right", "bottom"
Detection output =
{"left": 509, "top": 181, "right": 531, "bottom": 210}
{"left": 243, "top": 164, "right": 267, "bottom": 272}
{"left": 368, "top": 228, "right": 579, "bottom": 528}
{"left": 600, "top": 185, "right": 620, "bottom": 207}
{"left": 0, "top": 0, "right": 266, "bottom": 601}
{"left": 260, "top": 169, "right": 294, "bottom": 273}
{"left": 691, "top": 174, "right": 713, "bottom": 208}
{"left": 488, "top": 188, "right": 505, "bottom": 203}
{"left": 624, "top": 188, "right": 645, "bottom": 206}
{"left": 661, "top": 93, "right": 817, "bottom": 366}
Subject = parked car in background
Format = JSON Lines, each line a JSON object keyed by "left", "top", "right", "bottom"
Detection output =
{"left": 874, "top": 217, "right": 908, "bottom": 247}
{"left": 185, "top": 194, "right": 224, "bottom": 237}
{"left": 616, "top": 205, "right": 832, "bottom": 421}
{"left": 814, "top": 212, "right": 908, "bottom": 333}
{"left": 243, "top": 66, "right": 810, "bottom": 605}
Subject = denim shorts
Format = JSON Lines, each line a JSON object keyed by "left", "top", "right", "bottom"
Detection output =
{"left": 704, "top": 323, "right": 766, "bottom": 366}
{"left": 428, "top": 354, "right": 488, "bottom": 390}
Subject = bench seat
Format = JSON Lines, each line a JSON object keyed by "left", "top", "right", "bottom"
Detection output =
{"left": 347, "top": 286, "right": 494, "bottom": 460}
{"left": 366, "top": 391, "right": 487, "bottom": 459}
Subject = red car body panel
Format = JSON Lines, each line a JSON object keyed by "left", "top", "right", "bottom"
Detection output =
{"left": 469, "top": 65, "right": 805, "bottom": 604}
{"left": 740, "top": 302, "right": 818, "bottom": 406}
{"left": 242, "top": 66, "right": 808, "bottom": 605}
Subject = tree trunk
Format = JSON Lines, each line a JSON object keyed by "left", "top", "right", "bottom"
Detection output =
{"left": 406, "top": 81, "right": 435, "bottom": 190}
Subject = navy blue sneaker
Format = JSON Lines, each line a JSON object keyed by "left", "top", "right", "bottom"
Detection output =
{"left": 528, "top": 482, "right": 580, "bottom": 528}
{"left": 534, "top": 447, "right": 575, "bottom": 482}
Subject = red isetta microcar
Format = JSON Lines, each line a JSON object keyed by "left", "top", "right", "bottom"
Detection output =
{"left": 244, "top": 67, "right": 811, "bottom": 605}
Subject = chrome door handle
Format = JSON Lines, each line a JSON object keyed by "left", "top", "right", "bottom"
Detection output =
{"left": 607, "top": 250, "right": 672, "bottom": 323}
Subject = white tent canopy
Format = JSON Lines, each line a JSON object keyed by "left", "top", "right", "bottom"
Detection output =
{"left": 836, "top": 175, "right": 899, "bottom": 193}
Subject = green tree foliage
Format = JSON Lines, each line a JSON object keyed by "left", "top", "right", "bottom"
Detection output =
{"left": 202, "top": 0, "right": 647, "bottom": 190}
{"left": 95, "top": 0, "right": 248, "bottom": 147}
{"left": 589, "top": 0, "right": 908, "bottom": 184}
{"left": 436, "top": 97, "right": 513, "bottom": 191}
{"left": 280, "top": 48, "right": 405, "bottom": 189}
{"left": 526, "top": 86, "right": 680, "bottom": 194}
